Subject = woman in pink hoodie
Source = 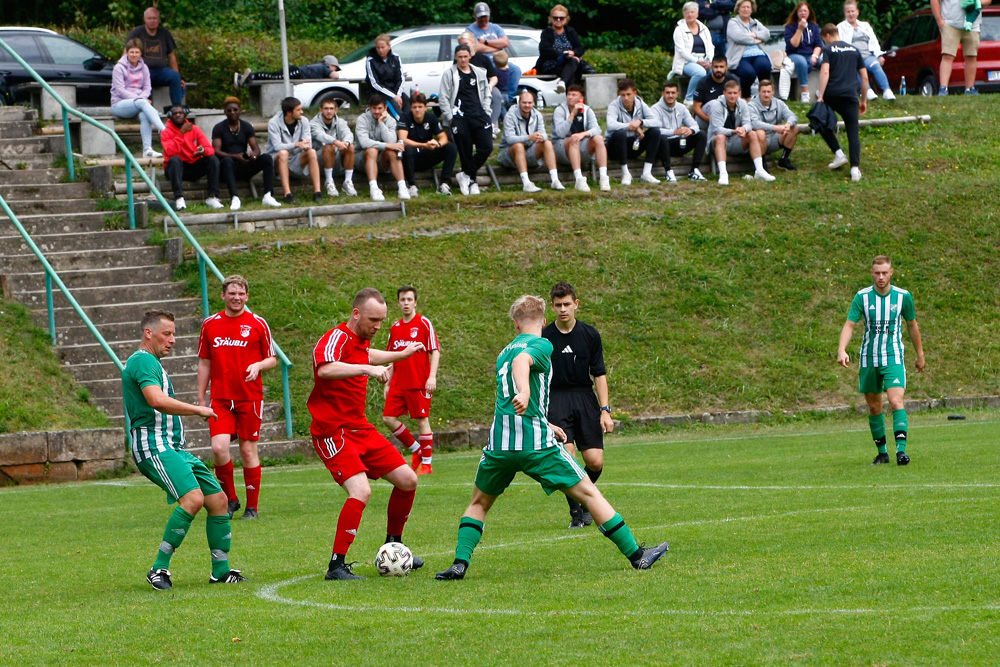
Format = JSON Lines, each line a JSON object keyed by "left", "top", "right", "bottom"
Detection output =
{"left": 111, "top": 38, "right": 167, "bottom": 158}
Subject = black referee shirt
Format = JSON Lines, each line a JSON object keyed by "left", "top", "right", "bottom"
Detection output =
{"left": 542, "top": 320, "right": 607, "bottom": 391}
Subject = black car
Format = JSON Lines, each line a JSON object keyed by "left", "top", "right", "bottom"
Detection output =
{"left": 0, "top": 27, "right": 113, "bottom": 105}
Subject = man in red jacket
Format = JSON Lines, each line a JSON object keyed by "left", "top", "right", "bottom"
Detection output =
{"left": 160, "top": 105, "right": 223, "bottom": 211}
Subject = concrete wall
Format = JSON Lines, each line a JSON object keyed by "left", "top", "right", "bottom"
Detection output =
{"left": 0, "top": 428, "right": 128, "bottom": 484}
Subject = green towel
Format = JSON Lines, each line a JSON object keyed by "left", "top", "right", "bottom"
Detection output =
{"left": 962, "top": 0, "right": 982, "bottom": 31}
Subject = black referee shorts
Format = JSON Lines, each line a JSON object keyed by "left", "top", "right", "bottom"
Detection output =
{"left": 548, "top": 390, "right": 603, "bottom": 450}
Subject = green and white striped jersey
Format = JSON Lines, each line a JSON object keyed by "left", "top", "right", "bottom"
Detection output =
{"left": 847, "top": 285, "right": 916, "bottom": 368}
{"left": 488, "top": 333, "right": 556, "bottom": 451}
{"left": 121, "top": 348, "right": 186, "bottom": 462}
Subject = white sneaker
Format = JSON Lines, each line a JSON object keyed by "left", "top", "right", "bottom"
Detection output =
{"left": 205, "top": 196, "right": 224, "bottom": 209}
{"left": 325, "top": 180, "right": 339, "bottom": 197}
{"left": 574, "top": 176, "right": 591, "bottom": 192}
{"left": 621, "top": 172, "right": 632, "bottom": 185}
{"left": 408, "top": 185, "right": 419, "bottom": 198}
{"left": 437, "top": 183, "right": 452, "bottom": 195}
{"left": 866, "top": 88, "right": 878, "bottom": 101}
{"left": 851, "top": 167, "right": 862, "bottom": 182}
{"left": 665, "top": 170, "right": 677, "bottom": 184}
{"left": 174, "top": 197, "right": 186, "bottom": 211}
{"left": 142, "top": 147, "right": 162, "bottom": 158}
{"left": 397, "top": 184, "right": 411, "bottom": 200}
{"left": 599, "top": 175, "right": 611, "bottom": 191}
{"left": 341, "top": 180, "right": 358, "bottom": 196}
{"left": 718, "top": 172, "right": 729, "bottom": 186}
{"left": 230, "top": 196, "right": 241, "bottom": 211}
{"left": 688, "top": 168, "right": 708, "bottom": 182}
{"left": 522, "top": 181, "right": 542, "bottom": 193}
{"left": 800, "top": 91, "right": 810, "bottom": 104}
{"left": 555, "top": 81, "right": 566, "bottom": 94}
{"left": 640, "top": 172, "right": 660, "bottom": 184}
{"left": 754, "top": 169, "right": 776, "bottom": 182}
{"left": 551, "top": 179, "right": 566, "bottom": 191}
{"left": 469, "top": 182, "right": 481, "bottom": 195}
{"left": 456, "top": 172, "right": 471, "bottom": 195}
{"left": 261, "top": 192, "right": 282, "bottom": 207}
{"left": 829, "top": 153, "right": 849, "bottom": 170}
{"left": 371, "top": 186, "right": 385, "bottom": 202}
{"left": 882, "top": 89, "right": 896, "bottom": 101}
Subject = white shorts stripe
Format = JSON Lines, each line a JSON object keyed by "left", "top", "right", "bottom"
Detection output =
{"left": 151, "top": 455, "right": 179, "bottom": 499}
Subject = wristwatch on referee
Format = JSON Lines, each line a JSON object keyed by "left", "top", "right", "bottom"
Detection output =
{"left": 600, "top": 406, "right": 611, "bottom": 414}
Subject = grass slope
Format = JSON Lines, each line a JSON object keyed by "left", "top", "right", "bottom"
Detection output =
{"left": 1, "top": 412, "right": 998, "bottom": 665}
{"left": 173, "top": 96, "right": 998, "bottom": 433}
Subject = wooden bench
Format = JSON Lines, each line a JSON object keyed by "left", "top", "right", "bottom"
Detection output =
{"left": 16, "top": 82, "right": 197, "bottom": 121}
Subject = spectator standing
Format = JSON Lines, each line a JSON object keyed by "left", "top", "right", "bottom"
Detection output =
{"left": 783, "top": 2, "right": 823, "bottom": 103}
{"left": 398, "top": 93, "right": 458, "bottom": 196}
{"left": 160, "top": 105, "right": 222, "bottom": 211}
{"left": 366, "top": 34, "right": 407, "bottom": 118}
{"left": 534, "top": 4, "right": 589, "bottom": 92}
{"left": 498, "top": 89, "right": 566, "bottom": 193}
{"left": 651, "top": 81, "right": 708, "bottom": 183}
{"left": 212, "top": 97, "right": 282, "bottom": 210}
{"left": 551, "top": 84, "right": 610, "bottom": 191}
{"left": 817, "top": 23, "right": 868, "bottom": 182}
{"left": 310, "top": 98, "right": 357, "bottom": 197}
{"left": 606, "top": 78, "right": 662, "bottom": 185}
{"left": 698, "top": 0, "right": 736, "bottom": 57}
{"left": 265, "top": 96, "right": 323, "bottom": 204}
{"left": 439, "top": 44, "right": 494, "bottom": 196}
{"left": 126, "top": 7, "right": 184, "bottom": 108}
{"left": 673, "top": 2, "right": 715, "bottom": 106}
{"left": 111, "top": 39, "right": 165, "bottom": 159}
{"left": 930, "top": 0, "right": 992, "bottom": 94}
{"left": 837, "top": 1, "right": 895, "bottom": 100}
{"left": 726, "top": 0, "right": 772, "bottom": 100}
{"left": 467, "top": 2, "right": 522, "bottom": 99}
{"left": 458, "top": 32, "right": 505, "bottom": 133}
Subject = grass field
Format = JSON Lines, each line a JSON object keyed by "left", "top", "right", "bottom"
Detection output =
{"left": 2, "top": 411, "right": 999, "bottom": 665}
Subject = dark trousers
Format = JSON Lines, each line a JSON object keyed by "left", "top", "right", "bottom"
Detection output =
{"left": 658, "top": 132, "right": 707, "bottom": 171}
{"left": 403, "top": 143, "right": 458, "bottom": 186}
{"left": 166, "top": 155, "right": 220, "bottom": 199}
{"left": 542, "top": 57, "right": 581, "bottom": 87}
{"left": 607, "top": 127, "right": 662, "bottom": 165}
{"left": 710, "top": 31, "right": 727, "bottom": 57}
{"left": 819, "top": 95, "right": 861, "bottom": 167}
{"left": 450, "top": 114, "right": 494, "bottom": 178}
{"left": 148, "top": 66, "right": 184, "bottom": 106}
{"left": 735, "top": 55, "right": 772, "bottom": 98}
{"left": 219, "top": 154, "right": 274, "bottom": 197}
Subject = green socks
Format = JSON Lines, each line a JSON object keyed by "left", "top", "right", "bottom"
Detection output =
{"left": 206, "top": 514, "right": 233, "bottom": 579}
{"left": 598, "top": 512, "right": 641, "bottom": 560}
{"left": 869, "top": 414, "right": 887, "bottom": 454}
{"left": 892, "top": 409, "right": 908, "bottom": 452}
{"left": 454, "top": 517, "right": 484, "bottom": 564}
{"left": 153, "top": 506, "right": 195, "bottom": 570}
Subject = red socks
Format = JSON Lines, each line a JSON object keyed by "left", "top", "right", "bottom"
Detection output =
{"left": 215, "top": 460, "right": 238, "bottom": 502}
{"left": 333, "top": 497, "right": 367, "bottom": 555}
{"left": 419, "top": 433, "right": 434, "bottom": 464}
{"left": 386, "top": 488, "right": 415, "bottom": 536}
{"left": 392, "top": 424, "right": 419, "bottom": 453}
{"left": 244, "top": 465, "right": 261, "bottom": 511}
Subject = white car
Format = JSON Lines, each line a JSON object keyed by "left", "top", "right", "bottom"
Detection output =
{"left": 291, "top": 24, "right": 565, "bottom": 110}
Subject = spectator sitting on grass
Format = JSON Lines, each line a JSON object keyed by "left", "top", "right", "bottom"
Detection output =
{"left": 235, "top": 56, "right": 341, "bottom": 89}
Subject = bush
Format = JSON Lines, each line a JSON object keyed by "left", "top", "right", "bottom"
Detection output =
{"left": 65, "top": 27, "right": 361, "bottom": 109}
{"left": 587, "top": 48, "right": 673, "bottom": 101}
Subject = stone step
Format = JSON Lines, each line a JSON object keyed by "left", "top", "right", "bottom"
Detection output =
{"left": 0, "top": 107, "right": 39, "bottom": 122}
{"left": 183, "top": 438, "right": 312, "bottom": 464}
{"left": 184, "top": 420, "right": 289, "bottom": 449}
{"left": 0, "top": 245, "right": 163, "bottom": 273}
{"left": 57, "top": 332, "right": 198, "bottom": 365}
{"left": 4, "top": 264, "right": 175, "bottom": 292}
{"left": 0, "top": 168, "right": 72, "bottom": 185}
{"left": 31, "top": 297, "right": 199, "bottom": 331}
{"left": 80, "top": 370, "right": 200, "bottom": 398}
{"left": 172, "top": 201, "right": 404, "bottom": 234}
{"left": 105, "top": 401, "right": 283, "bottom": 425}
{"left": 17, "top": 280, "right": 187, "bottom": 311}
{"left": 1, "top": 198, "right": 100, "bottom": 216}
{"left": 54, "top": 315, "right": 201, "bottom": 347}
{"left": 0, "top": 181, "right": 94, "bottom": 200}
{"left": 0, "top": 122, "right": 36, "bottom": 139}
{"left": 0, "top": 138, "right": 49, "bottom": 157}
{"left": 0, "top": 154, "right": 63, "bottom": 171}
{"left": 0, "top": 228, "right": 151, "bottom": 255}
{"left": 0, "top": 211, "right": 113, "bottom": 235}
{"left": 66, "top": 352, "right": 198, "bottom": 382}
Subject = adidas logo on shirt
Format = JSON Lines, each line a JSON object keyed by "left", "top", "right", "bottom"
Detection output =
{"left": 562, "top": 345, "right": 573, "bottom": 354}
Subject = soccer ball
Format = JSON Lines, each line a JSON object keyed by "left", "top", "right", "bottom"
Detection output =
{"left": 375, "top": 542, "right": 413, "bottom": 577}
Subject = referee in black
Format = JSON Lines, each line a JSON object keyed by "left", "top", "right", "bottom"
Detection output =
{"left": 543, "top": 281, "right": 615, "bottom": 529}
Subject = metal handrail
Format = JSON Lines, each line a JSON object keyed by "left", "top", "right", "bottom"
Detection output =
{"left": 0, "top": 38, "right": 295, "bottom": 439}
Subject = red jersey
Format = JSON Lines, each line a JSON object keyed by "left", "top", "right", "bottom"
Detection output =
{"left": 197, "top": 310, "right": 275, "bottom": 401}
{"left": 386, "top": 313, "right": 439, "bottom": 391}
{"left": 309, "top": 322, "right": 372, "bottom": 435}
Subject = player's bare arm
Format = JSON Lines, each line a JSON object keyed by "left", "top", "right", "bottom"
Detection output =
{"left": 369, "top": 342, "right": 426, "bottom": 365}
{"left": 426, "top": 349, "right": 441, "bottom": 394}
{"left": 245, "top": 355, "right": 278, "bottom": 382}
{"left": 196, "top": 357, "right": 211, "bottom": 406}
{"left": 594, "top": 374, "right": 614, "bottom": 434}
{"left": 837, "top": 319, "right": 857, "bottom": 367}
{"left": 511, "top": 352, "right": 534, "bottom": 415}
{"left": 907, "top": 319, "right": 926, "bottom": 372}
{"left": 382, "top": 365, "right": 395, "bottom": 398}
{"left": 317, "top": 361, "right": 391, "bottom": 383}
{"left": 141, "top": 384, "right": 217, "bottom": 420}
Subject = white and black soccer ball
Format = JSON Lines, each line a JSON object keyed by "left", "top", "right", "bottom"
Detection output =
{"left": 375, "top": 542, "right": 413, "bottom": 577}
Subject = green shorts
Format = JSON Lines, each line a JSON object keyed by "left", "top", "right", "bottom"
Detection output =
{"left": 135, "top": 447, "right": 222, "bottom": 504}
{"left": 474, "top": 445, "right": 587, "bottom": 497}
{"left": 859, "top": 363, "right": 906, "bottom": 394}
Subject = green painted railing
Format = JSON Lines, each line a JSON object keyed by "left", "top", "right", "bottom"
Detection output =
{"left": 0, "top": 37, "right": 294, "bottom": 439}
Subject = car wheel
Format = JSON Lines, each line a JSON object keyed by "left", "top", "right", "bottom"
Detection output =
{"left": 918, "top": 74, "right": 938, "bottom": 97}
{"left": 318, "top": 89, "right": 358, "bottom": 110}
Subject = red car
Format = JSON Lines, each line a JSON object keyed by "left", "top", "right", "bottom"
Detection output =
{"left": 881, "top": 6, "right": 1000, "bottom": 95}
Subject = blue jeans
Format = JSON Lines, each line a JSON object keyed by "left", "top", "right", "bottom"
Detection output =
{"left": 862, "top": 55, "right": 890, "bottom": 92}
{"left": 735, "top": 55, "right": 772, "bottom": 98}
{"left": 683, "top": 61, "right": 708, "bottom": 102}
{"left": 111, "top": 98, "right": 165, "bottom": 151}
{"left": 148, "top": 66, "right": 184, "bottom": 106}
{"left": 507, "top": 62, "right": 522, "bottom": 105}
{"left": 787, "top": 53, "right": 815, "bottom": 86}
{"left": 711, "top": 31, "right": 726, "bottom": 57}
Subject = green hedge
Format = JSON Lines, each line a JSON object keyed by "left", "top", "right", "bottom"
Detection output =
{"left": 587, "top": 48, "right": 673, "bottom": 102}
{"left": 66, "top": 27, "right": 361, "bottom": 109}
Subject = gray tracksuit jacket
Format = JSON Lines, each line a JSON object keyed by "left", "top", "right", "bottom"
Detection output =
{"left": 310, "top": 113, "right": 353, "bottom": 150}
{"left": 606, "top": 96, "right": 660, "bottom": 137}
{"left": 354, "top": 111, "right": 398, "bottom": 151}
{"left": 551, "top": 102, "right": 602, "bottom": 141}
{"left": 748, "top": 96, "right": 798, "bottom": 133}
{"left": 265, "top": 112, "right": 311, "bottom": 154}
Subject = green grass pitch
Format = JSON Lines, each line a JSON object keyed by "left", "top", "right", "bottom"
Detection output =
{"left": 2, "top": 413, "right": 999, "bottom": 665}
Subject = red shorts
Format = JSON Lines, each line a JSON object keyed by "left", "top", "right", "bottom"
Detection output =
{"left": 312, "top": 427, "right": 407, "bottom": 485}
{"left": 208, "top": 399, "right": 263, "bottom": 441}
{"left": 382, "top": 388, "right": 432, "bottom": 419}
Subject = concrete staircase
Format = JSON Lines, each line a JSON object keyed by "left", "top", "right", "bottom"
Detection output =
{"left": 0, "top": 105, "right": 306, "bottom": 462}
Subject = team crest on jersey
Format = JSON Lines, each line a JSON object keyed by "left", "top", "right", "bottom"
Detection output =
{"left": 240, "top": 325, "right": 251, "bottom": 337}
{"left": 410, "top": 327, "right": 419, "bottom": 338}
